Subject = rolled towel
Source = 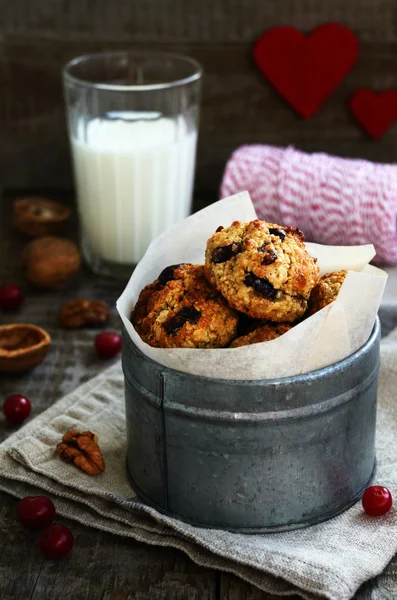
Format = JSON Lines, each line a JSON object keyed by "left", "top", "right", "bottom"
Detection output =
{"left": 220, "top": 145, "right": 397, "bottom": 264}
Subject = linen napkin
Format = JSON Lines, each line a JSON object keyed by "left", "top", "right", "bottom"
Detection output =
{"left": 220, "top": 144, "right": 397, "bottom": 264}
{"left": 2, "top": 331, "right": 397, "bottom": 600}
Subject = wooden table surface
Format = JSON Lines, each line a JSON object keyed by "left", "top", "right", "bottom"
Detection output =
{"left": 1, "top": 192, "right": 397, "bottom": 600}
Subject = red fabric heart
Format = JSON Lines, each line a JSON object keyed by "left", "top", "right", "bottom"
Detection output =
{"left": 253, "top": 24, "right": 359, "bottom": 119}
{"left": 350, "top": 89, "right": 397, "bottom": 140}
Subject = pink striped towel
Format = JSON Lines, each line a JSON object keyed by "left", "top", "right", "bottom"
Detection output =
{"left": 220, "top": 145, "right": 397, "bottom": 264}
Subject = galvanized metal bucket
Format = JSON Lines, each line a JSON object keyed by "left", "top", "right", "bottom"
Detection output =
{"left": 122, "top": 318, "right": 380, "bottom": 532}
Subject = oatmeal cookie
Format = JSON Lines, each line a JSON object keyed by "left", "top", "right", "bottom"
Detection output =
{"left": 132, "top": 281, "right": 162, "bottom": 339}
{"left": 132, "top": 263, "right": 238, "bottom": 348}
{"left": 307, "top": 270, "right": 347, "bottom": 316}
{"left": 230, "top": 322, "right": 291, "bottom": 348}
{"left": 205, "top": 220, "right": 320, "bottom": 322}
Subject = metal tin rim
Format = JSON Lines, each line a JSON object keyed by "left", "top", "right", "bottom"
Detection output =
{"left": 163, "top": 365, "right": 379, "bottom": 422}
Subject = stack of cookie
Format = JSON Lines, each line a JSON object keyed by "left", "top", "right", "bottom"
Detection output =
{"left": 132, "top": 219, "right": 347, "bottom": 349}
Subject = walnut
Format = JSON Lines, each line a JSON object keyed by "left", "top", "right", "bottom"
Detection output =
{"left": 22, "top": 236, "right": 81, "bottom": 290}
{"left": 59, "top": 299, "right": 111, "bottom": 328}
{"left": 57, "top": 430, "right": 105, "bottom": 475}
{"left": 13, "top": 197, "right": 71, "bottom": 237}
{"left": 0, "top": 323, "right": 51, "bottom": 372}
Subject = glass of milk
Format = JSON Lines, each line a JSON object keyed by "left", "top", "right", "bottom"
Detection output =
{"left": 63, "top": 52, "right": 201, "bottom": 279}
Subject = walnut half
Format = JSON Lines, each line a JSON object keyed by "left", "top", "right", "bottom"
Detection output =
{"left": 59, "top": 299, "right": 111, "bottom": 328}
{"left": 0, "top": 323, "right": 51, "bottom": 372}
{"left": 57, "top": 430, "right": 105, "bottom": 475}
{"left": 13, "top": 197, "right": 71, "bottom": 237}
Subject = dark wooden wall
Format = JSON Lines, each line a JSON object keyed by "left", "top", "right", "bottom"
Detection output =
{"left": 0, "top": 0, "right": 397, "bottom": 196}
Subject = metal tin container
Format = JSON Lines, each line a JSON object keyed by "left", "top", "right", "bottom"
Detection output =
{"left": 123, "top": 318, "right": 380, "bottom": 532}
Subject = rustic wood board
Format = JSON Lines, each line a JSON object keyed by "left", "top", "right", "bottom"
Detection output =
{"left": 1, "top": 0, "right": 397, "bottom": 193}
{"left": 1, "top": 191, "right": 397, "bottom": 599}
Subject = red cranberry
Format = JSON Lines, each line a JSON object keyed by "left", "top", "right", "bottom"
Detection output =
{"left": 40, "top": 524, "right": 74, "bottom": 559}
{"left": 0, "top": 284, "right": 24, "bottom": 311}
{"left": 3, "top": 394, "right": 31, "bottom": 424}
{"left": 95, "top": 331, "right": 122, "bottom": 358}
{"left": 17, "top": 496, "right": 56, "bottom": 529}
{"left": 362, "top": 486, "right": 393, "bottom": 516}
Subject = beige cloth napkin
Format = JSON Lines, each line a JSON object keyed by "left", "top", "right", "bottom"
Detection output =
{"left": 2, "top": 330, "right": 397, "bottom": 600}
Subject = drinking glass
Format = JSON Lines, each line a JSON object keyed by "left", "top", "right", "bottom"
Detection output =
{"left": 63, "top": 51, "right": 202, "bottom": 279}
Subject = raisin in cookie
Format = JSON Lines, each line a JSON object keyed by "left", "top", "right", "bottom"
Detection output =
{"left": 132, "top": 263, "right": 238, "bottom": 348}
{"left": 230, "top": 322, "right": 291, "bottom": 348}
{"left": 307, "top": 270, "right": 347, "bottom": 317}
{"left": 205, "top": 220, "right": 320, "bottom": 322}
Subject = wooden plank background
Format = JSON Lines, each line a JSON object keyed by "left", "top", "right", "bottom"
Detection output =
{"left": 0, "top": 0, "right": 397, "bottom": 196}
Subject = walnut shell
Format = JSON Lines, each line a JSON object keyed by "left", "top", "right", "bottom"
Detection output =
{"left": 0, "top": 324, "right": 51, "bottom": 372}
{"left": 22, "top": 236, "right": 81, "bottom": 290}
{"left": 13, "top": 197, "right": 71, "bottom": 237}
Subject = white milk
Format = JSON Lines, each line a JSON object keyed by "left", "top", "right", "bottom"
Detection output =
{"left": 71, "top": 116, "right": 197, "bottom": 265}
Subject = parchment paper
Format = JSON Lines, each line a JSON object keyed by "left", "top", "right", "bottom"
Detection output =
{"left": 117, "top": 192, "right": 387, "bottom": 380}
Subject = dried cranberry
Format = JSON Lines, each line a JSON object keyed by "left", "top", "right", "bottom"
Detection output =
{"left": 268, "top": 228, "right": 286, "bottom": 241}
{"left": 158, "top": 264, "right": 185, "bottom": 286}
{"left": 236, "top": 313, "right": 259, "bottom": 337}
{"left": 215, "top": 226, "right": 224, "bottom": 232}
{"left": 262, "top": 252, "right": 278, "bottom": 265}
{"left": 179, "top": 307, "right": 201, "bottom": 322}
{"left": 211, "top": 242, "right": 242, "bottom": 264}
{"left": 259, "top": 243, "right": 277, "bottom": 265}
{"left": 163, "top": 307, "right": 201, "bottom": 334}
{"left": 244, "top": 273, "right": 277, "bottom": 298}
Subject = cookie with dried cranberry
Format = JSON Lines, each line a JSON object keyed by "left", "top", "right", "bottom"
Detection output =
{"left": 132, "top": 264, "right": 238, "bottom": 348}
{"left": 307, "top": 270, "right": 347, "bottom": 317}
{"left": 205, "top": 220, "right": 320, "bottom": 322}
{"left": 230, "top": 322, "right": 291, "bottom": 348}
{"left": 131, "top": 264, "right": 186, "bottom": 338}
{"left": 132, "top": 281, "right": 161, "bottom": 339}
